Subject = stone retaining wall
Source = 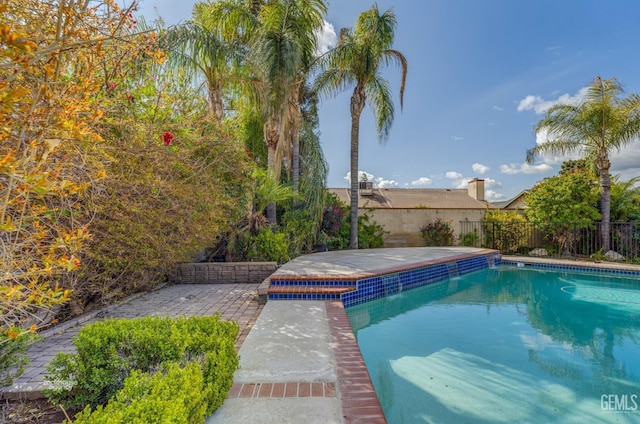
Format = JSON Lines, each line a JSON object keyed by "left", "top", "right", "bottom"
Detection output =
{"left": 172, "top": 262, "right": 278, "bottom": 284}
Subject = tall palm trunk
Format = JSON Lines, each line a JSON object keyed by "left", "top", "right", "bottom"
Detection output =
{"left": 208, "top": 81, "right": 225, "bottom": 124}
{"left": 596, "top": 78, "right": 611, "bottom": 253}
{"left": 349, "top": 85, "right": 366, "bottom": 249}
{"left": 292, "top": 128, "right": 300, "bottom": 192}
{"left": 599, "top": 157, "right": 612, "bottom": 252}
{"left": 290, "top": 89, "right": 302, "bottom": 203}
{"left": 264, "top": 116, "right": 280, "bottom": 225}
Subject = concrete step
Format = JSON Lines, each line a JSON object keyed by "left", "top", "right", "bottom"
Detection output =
{"left": 267, "top": 285, "right": 356, "bottom": 300}
{"left": 269, "top": 279, "right": 357, "bottom": 287}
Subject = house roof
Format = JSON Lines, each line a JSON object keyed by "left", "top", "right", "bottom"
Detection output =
{"left": 490, "top": 190, "right": 528, "bottom": 210}
{"left": 328, "top": 188, "right": 492, "bottom": 209}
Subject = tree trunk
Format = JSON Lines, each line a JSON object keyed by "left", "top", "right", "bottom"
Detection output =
{"left": 600, "top": 160, "right": 612, "bottom": 252}
{"left": 264, "top": 118, "right": 280, "bottom": 226}
{"left": 292, "top": 128, "right": 300, "bottom": 206}
{"left": 349, "top": 85, "right": 366, "bottom": 249}
{"left": 208, "top": 83, "right": 224, "bottom": 125}
{"left": 291, "top": 91, "right": 301, "bottom": 205}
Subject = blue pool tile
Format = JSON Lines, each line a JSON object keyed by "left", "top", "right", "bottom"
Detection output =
{"left": 501, "top": 260, "right": 640, "bottom": 277}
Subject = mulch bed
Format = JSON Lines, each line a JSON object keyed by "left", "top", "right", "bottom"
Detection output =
{"left": 1, "top": 398, "right": 80, "bottom": 424}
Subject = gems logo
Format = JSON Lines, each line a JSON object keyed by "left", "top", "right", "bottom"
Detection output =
{"left": 601, "top": 394, "right": 638, "bottom": 413}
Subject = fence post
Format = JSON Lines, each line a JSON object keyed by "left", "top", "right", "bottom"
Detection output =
{"left": 573, "top": 222, "right": 577, "bottom": 260}
{"left": 492, "top": 222, "right": 496, "bottom": 250}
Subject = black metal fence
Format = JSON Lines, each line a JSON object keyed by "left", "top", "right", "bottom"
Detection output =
{"left": 459, "top": 221, "right": 640, "bottom": 261}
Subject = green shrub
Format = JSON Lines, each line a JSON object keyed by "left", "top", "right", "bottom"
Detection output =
{"left": 45, "top": 315, "right": 239, "bottom": 412}
{"left": 0, "top": 329, "right": 41, "bottom": 386}
{"left": 459, "top": 229, "right": 479, "bottom": 247}
{"left": 248, "top": 227, "right": 290, "bottom": 263}
{"left": 72, "top": 361, "right": 209, "bottom": 424}
{"left": 358, "top": 213, "right": 387, "bottom": 249}
{"left": 281, "top": 209, "right": 317, "bottom": 258}
{"left": 420, "top": 219, "right": 455, "bottom": 246}
{"left": 482, "top": 210, "right": 529, "bottom": 254}
{"left": 324, "top": 209, "right": 387, "bottom": 251}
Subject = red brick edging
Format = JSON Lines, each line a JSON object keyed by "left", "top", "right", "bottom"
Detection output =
{"left": 228, "top": 381, "right": 336, "bottom": 398}
{"left": 326, "top": 300, "right": 387, "bottom": 424}
{"left": 226, "top": 300, "right": 387, "bottom": 423}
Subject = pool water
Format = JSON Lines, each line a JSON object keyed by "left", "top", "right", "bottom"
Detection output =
{"left": 346, "top": 266, "right": 640, "bottom": 423}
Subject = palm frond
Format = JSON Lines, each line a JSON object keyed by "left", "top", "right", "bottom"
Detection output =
{"left": 382, "top": 49, "right": 408, "bottom": 109}
{"left": 365, "top": 76, "right": 394, "bottom": 142}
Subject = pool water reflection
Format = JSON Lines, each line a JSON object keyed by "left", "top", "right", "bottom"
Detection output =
{"left": 346, "top": 266, "right": 640, "bottom": 423}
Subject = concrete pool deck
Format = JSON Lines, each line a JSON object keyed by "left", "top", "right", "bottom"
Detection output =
{"left": 4, "top": 247, "right": 637, "bottom": 423}
{"left": 271, "top": 246, "right": 496, "bottom": 279}
{"left": 212, "top": 247, "right": 499, "bottom": 424}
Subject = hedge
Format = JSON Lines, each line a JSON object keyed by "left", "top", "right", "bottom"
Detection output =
{"left": 45, "top": 315, "right": 239, "bottom": 420}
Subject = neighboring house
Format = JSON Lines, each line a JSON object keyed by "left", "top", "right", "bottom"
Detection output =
{"left": 329, "top": 179, "right": 497, "bottom": 247}
{"left": 490, "top": 190, "right": 528, "bottom": 211}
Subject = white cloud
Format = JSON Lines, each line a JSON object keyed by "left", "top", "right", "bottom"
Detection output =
{"left": 516, "top": 95, "right": 552, "bottom": 114}
{"left": 340, "top": 170, "right": 510, "bottom": 196}
{"left": 451, "top": 136, "right": 463, "bottom": 141}
{"left": 314, "top": 20, "right": 337, "bottom": 56}
{"left": 529, "top": 127, "right": 582, "bottom": 164}
{"left": 345, "top": 170, "right": 373, "bottom": 183}
{"left": 483, "top": 178, "right": 502, "bottom": 190}
{"left": 472, "top": 163, "right": 490, "bottom": 175}
{"left": 610, "top": 139, "right": 640, "bottom": 181}
{"left": 493, "top": 106, "right": 504, "bottom": 111}
{"left": 517, "top": 87, "right": 589, "bottom": 115}
{"left": 611, "top": 140, "right": 640, "bottom": 171}
{"left": 445, "top": 172, "right": 506, "bottom": 198}
{"left": 410, "top": 177, "right": 433, "bottom": 187}
{"left": 485, "top": 190, "right": 504, "bottom": 201}
{"left": 499, "top": 163, "right": 554, "bottom": 175}
{"left": 445, "top": 171, "right": 467, "bottom": 189}
{"left": 535, "top": 127, "right": 549, "bottom": 146}
{"left": 377, "top": 178, "right": 399, "bottom": 188}
{"left": 344, "top": 170, "right": 398, "bottom": 188}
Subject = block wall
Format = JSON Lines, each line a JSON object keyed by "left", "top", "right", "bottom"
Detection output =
{"left": 172, "top": 262, "right": 278, "bottom": 284}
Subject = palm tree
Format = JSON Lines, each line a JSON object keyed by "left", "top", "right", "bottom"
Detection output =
{"left": 526, "top": 76, "right": 640, "bottom": 252}
{"left": 314, "top": 4, "right": 407, "bottom": 249}
{"left": 161, "top": 6, "right": 247, "bottom": 125}
{"left": 210, "top": 0, "right": 326, "bottom": 225}
{"left": 177, "top": 0, "right": 329, "bottom": 230}
{"left": 252, "top": 0, "right": 326, "bottom": 223}
{"left": 610, "top": 175, "right": 640, "bottom": 222}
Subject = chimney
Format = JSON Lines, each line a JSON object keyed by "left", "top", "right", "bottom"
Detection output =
{"left": 467, "top": 178, "right": 485, "bottom": 201}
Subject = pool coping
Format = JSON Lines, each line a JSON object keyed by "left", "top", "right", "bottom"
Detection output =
{"left": 501, "top": 255, "right": 640, "bottom": 275}
{"left": 270, "top": 248, "right": 500, "bottom": 282}
{"left": 327, "top": 300, "right": 387, "bottom": 424}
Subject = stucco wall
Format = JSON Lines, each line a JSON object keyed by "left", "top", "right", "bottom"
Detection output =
{"left": 362, "top": 208, "right": 488, "bottom": 247}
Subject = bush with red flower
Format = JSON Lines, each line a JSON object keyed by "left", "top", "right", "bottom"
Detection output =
{"left": 162, "top": 131, "right": 174, "bottom": 146}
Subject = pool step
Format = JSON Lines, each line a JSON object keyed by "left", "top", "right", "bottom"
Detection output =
{"left": 267, "top": 284, "right": 356, "bottom": 300}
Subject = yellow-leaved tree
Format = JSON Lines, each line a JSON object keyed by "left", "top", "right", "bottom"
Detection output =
{"left": 1, "top": 0, "right": 254, "bottom": 385}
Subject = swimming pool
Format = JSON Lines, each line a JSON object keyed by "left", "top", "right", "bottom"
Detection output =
{"left": 346, "top": 265, "right": 640, "bottom": 423}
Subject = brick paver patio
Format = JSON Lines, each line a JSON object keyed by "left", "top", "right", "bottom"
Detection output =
{"left": 1, "top": 283, "right": 263, "bottom": 399}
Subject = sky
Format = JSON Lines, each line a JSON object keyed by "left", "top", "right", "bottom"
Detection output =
{"left": 130, "top": 0, "right": 640, "bottom": 202}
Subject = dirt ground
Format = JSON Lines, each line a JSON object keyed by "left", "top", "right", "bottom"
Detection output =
{"left": 1, "top": 398, "right": 80, "bottom": 424}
